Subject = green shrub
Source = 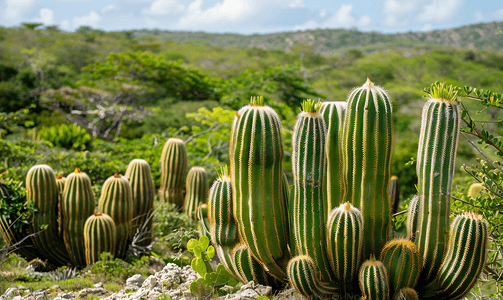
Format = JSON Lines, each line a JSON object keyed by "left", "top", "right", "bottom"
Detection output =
{"left": 37, "top": 123, "right": 93, "bottom": 151}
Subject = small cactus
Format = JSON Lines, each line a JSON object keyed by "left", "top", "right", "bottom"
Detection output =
{"left": 184, "top": 167, "right": 208, "bottom": 220}
{"left": 159, "top": 138, "right": 188, "bottom": 206}
{"left": 359, "top": 255, "right": 390, "bottom": 300}
{"left": 83, "top": 212, "right": 117, "bottom": 265}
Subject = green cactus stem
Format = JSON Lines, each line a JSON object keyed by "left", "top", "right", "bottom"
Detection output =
{"left": 422, "top": 212, "right": 489, "bottom": 300}
{"left": 380, "top": 238, "right": 422, "bottom": 295}
{"left": 184, "top": 167, "right": 208, "bottom": 220}
{"left": 359, "top": 255, "right": 390, "bottom": 300}
{"left": 319, "top": 101, "right": 347, "bottom": 216}
{"left": 406, "top": 195, "right": 419, "bottom": 242}
{"left": 287, "top": 255, "right": 340, "bottom": 299}
{"left": 83, "top": 212, "right": 117, "bottom": 265}
{"left": 61, "top": 168, "right": 95, "bottom": 267}
{"left": 26, "top": 164, "right": 70, "bottom": 266}
{"left": 55, "top": 175, "right": 66, "bottom": 238}
{"left": 125, "top": 159, "right": 155, "bottom": 247}
{"left": 291, "top": 99, "right": 334, "bottom": 283}
{"left": 326, "top": 202, "right": 363, "bottom": 292}
{"left": 341, "top": 78, "right": 394, "bottom": 259}
{"left": 98, "top": 173, "right": 133, "bottom": 259}
{"left": 393, "top": 288, "right": 419, "bottom": 300}
{"left": 416, "top": 82, "right": 461, "bottom": 282}
{"left": 159, "top": 138, "right": 188, "bottom": 206}
{"left": 390, "top": 176, "right": 400, "bottom": 214}
{"left": 230, "top": 96, "right": 290, "bottom": 281}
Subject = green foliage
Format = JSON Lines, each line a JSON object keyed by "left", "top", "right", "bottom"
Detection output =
{"left": 37, "top": 123, "right": 93, "bottom": 151}
{"left": 0, "top": 174, "right": 36, "bottom": 233}
{"left": 0, "top": 106, "right": 35, "bottom": 138}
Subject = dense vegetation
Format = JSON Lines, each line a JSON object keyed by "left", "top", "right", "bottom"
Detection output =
{"left": 0, "top": 22, "right": 502, "bottom": 298}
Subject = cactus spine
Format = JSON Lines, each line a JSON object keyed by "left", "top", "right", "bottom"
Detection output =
{"left": 98, "top": 173, "right": 133, "bottom": 259}
{"left": 380, "top": 239, "right": 422, "bottom": 295}
{"left": 84, "top": 212, "right": 117, "bottom": 265}
{"left": 291, "top": 99, "right": 334, "bottom": 282}
{"left": 55, "top": 175, "right": 66, "bottom": 237}
{"left": 342, "top": 78, "right": 394, "bottom": 259}
{"left": 423, "top": 212, "right": 489, "bottom": 300}
{"left": 125, "top": 159, "right": 155, "bottom": 247}
{"left": 359, "top": 256, "right": 390, "bottom": 300}
{"left": 159, "top": 138, "right": 187, "bottom": 206}
{"left": 416, "top": 83, "right": 461, "bottom": 282}
{"left": 62, "top": 168, "right": 95, "bottom": 267}
{"left": 319, "top": 101, "right": 347, "bottom": 216}
{"left": 184, "top": 167, "right": 208, "bottom": 220}
{"left": 26, "top": 164, "right": 70, "bottom": 266}
{"left": 230, "top": 96, "right": 290, "bottom": 280}
{"left": 326, "top": 202, "right": 363, "bottom": 291}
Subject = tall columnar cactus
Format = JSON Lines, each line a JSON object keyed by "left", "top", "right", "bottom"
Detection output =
{"left": 423, "top": 212, "right": 489, "bottom": 300}
{"left": 125, "top": 159, "right": 155, "bottom": 247}
{"left": 55, "top": 175, "right": 66, "bottom": 237}
{"left": 159, "top": 138, "right": 188, "bottom": 206}
{"left": 184, "top": 166, "right": 208, "bottom": 220}
{"left": 230, "top": 96, "right": 290, "bottom": 280}
{"left": 83, "top": 212, "right": 117, "bottom": 265}
{"left": 61, "top": 168, "right": 95, "bottom": 267}
{"left": 319, "top": 101, "right": 347, "bottom": 216}
{"left": 98, "top": 173, "right": 133, "bottom": 259}
{"left": 291, "top": 99, "right": 334, "bottom": 282}
{"left": 341, "top": 78, "right": 394, "bottom": 259}
{"left": 326, "top": 202, "right": 363, "bottom": 292}
{"left": 415, "top": 83, "right": 461, "bottom": 282}
{"left": 359, "top": 256, "right": 390, "bottom": 300}
{"left": 26, "top": 164, "right": 70, "bottom": 266}
{"left": 380, "top": 239, "right": 422, "bottom": 296}
{"left": 406, "top": 195, "right": 419, "bottom": 242}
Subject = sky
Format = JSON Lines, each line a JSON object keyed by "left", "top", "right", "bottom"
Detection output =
{"left": 0, "top": 0, "right": 502, "bottom": 35}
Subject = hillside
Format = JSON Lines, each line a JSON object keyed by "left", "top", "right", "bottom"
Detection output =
{"left": 132, "top": 21, "right": 503, "bottom": 54}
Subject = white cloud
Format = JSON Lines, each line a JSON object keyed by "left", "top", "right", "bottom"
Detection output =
{"left": 381, "top": 0, "right": 419, "bottom": 27}
{"left": 101, "top": 4, "right": 117, "bottom": 14}
{"left": 289, "top": 0, "right": 304, "bottom": 9}
{"left": 61, "top": 11, "right": 101, "bottom": 30}
{"left": 1, "top": 0, "right": 38, "bottom": 21}
{"left": 319, "top": 9, "right": 326, "bottom": 18}
{"left": 416, "top": 0, "right": 463, "bottom": 24}
{"left": 36, "top": 8, "right": 55, "bottom": 25}
{"left": 295, "top": 4, "right": 371, "bottom": 31}
{"left": 494, "top": 8, "right": 503, "bottom": 18}
{"left": 60, "top": 20, "right": 71, "bottom": 31}
{"left": 421, "top": 23, "right": 432, "bottom": 31}
{"left": 474, "top": 11, "right": 484, "bottom": 22}
{"left": 142, "top": 0, "right": 185, "bottom": 16}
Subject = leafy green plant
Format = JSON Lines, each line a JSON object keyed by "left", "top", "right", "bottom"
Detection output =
{"left": 37, "top": 123, "right": 92, "bottom": 151}
{"left": 187, "top": 236, "right": 238, "bottom": 297}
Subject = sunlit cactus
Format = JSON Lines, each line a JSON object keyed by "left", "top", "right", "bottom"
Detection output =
{"left": 98, "top": 173, "right": 133, "bottom": 259}
{"left": 184, "top": 166, "right": 208, "bottom": 220}
{"left": 159, "top": 138, "right": 187, "bottom": 206}
{"left": 341, "top": 78, "right": 394, "bottom": 259}
{"left": 326, "top": 202, "right": 363, "bottom": 292}
{"left": 83, "top": 212, "right": 116, "bottom": 265}
{"left": 230, "top": 96, "right": 290, "bottom": 280}
{"left": 26, "top": 164, "right": 70, "bottom": 266}
{"left": 416, "top": 82, "right": 461, "bottom": 282}
{"left": 319, "top": 101, "right": 347, "bottom": 216}
{"left": 61, "top": 168, "right": 95, "bottom": 267}
{"left": 406, "top": 195, "right": 419, "bottom": 242}
{"left": 359, "top": 255, "right": 390, "bottom": 300}
{"left": 125, "top": 158, "right": 155, "bottom": 247}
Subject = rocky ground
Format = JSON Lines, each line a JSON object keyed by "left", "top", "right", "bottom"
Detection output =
{"left": 0, "top": 263, "right": 302, "bottom": 300}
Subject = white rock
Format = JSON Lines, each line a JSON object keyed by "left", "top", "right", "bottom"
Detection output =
{"left": 3, "top": 288, "right": 20, "bottom": 298}
{"left": 126, "top": 275, "right": 145, "bottom": 287}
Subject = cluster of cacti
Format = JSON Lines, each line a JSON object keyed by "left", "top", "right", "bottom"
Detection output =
{"left": 205, "top": 81, "right": 489, "bottom": 300}
{"left": 1, "top": 158, "right": 156, "bottom": 268}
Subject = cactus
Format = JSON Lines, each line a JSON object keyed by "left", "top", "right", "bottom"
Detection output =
{"left": 230, "top": 96, "right": 290, "bottom": 280}
{"left": 197, "top": 203, "right": 211, "bottom": 239}
{"left": 125, "top": 159, "right": 155, "bottom": 247}
{"left": 184, "top": 167, "right": 208, "bottom": 220}
{"left": 359, "top": 256, "right": 390, "bottom": 300}
{"left": 380, "top": 239, "right": 422, "bottom": 295}
{"left": 98, "top": 173, "right": 133, "bottom": 259}
{"left": 159, "top": 138, "right": 188, "bottom": 206}
{"left": 319, "top": 101, "right": 347, "bottom": 216}
{"left": 326, "top": 202, "right": 363, "bottom": 292}
{"left": 422, "top": 212, "right": 489, "bottom": 300}
{"left": 287, "top": 255, "right": 340, "bottom": 299}
{"left": 26, "top": 164, "right": 70, "bottom": 266}
{"left": 291, "top": 99, "right": 334, "bottom": 282}
{"left": 83, "top": 212, "right": 117, "bottom": 265}
{"left": 55, "top": 175, "right": 66, "bottom": 237}
{"left": 406, "top": 195, "right": 419, "bottom": 242}
{"left": 390, "top": 176, "right": 400, "bottom": 214}
{"left": 416, "top": 82, "right": 461, "bottom": 282}
{"left": 61, "top": 168, "right": 95, "bottom": 267}
{"left": 341, "top": 78, "right": 394, "bottom": 259}
{"left": 393, "top": 288, "right": 419, "bottom": 300}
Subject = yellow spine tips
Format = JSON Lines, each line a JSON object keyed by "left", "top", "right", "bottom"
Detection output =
{"left": 364, "top": 78, "right": 374, "bottom": 89}
{"left": 344, "top": 202, "right": 351, "bottom": 211}
{"left": 74, "top": 168, "right": 81, "bottom": 173}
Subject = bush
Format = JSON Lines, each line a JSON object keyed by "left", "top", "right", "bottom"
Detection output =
{"left": 37, "top": 123, "right": 93, "bottom": 151}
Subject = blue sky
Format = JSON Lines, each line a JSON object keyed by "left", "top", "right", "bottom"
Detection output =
{"left": 0, "top": 0, "right": 502, "bottom": 34}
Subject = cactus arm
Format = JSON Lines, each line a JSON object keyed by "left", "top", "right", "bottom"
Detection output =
{"left": 406, "top": 195, "right": 419, "bottom": 242}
